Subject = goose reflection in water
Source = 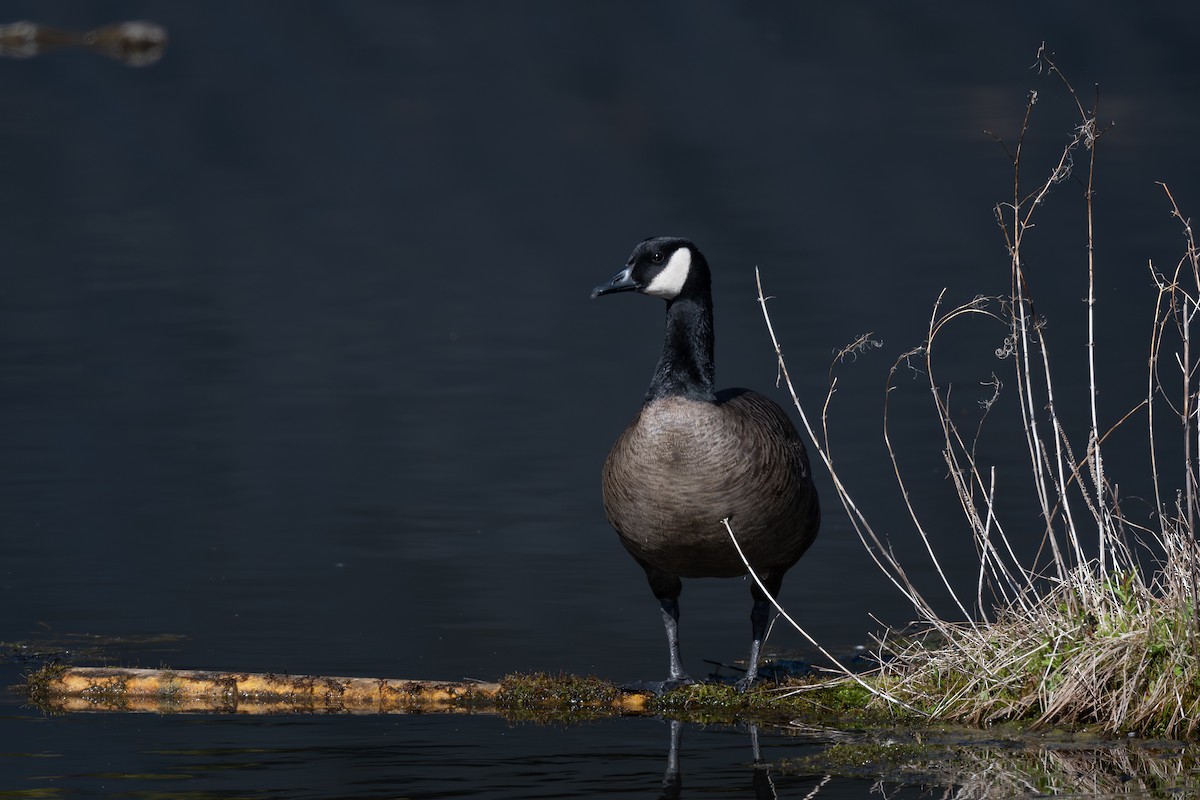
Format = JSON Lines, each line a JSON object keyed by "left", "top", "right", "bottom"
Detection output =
{"left": 655, "top": 720, "right": 793, "bottom": 800}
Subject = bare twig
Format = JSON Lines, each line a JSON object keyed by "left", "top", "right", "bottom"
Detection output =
{"left": 720, "top": 518, "right": 922, "bottom": 714}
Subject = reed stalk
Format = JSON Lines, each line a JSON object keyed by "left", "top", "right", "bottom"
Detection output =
{"left": 751, "top": 46, "right": 1200, "bottom": 737}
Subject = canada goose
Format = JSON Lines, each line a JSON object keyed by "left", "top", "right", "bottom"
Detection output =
{"left": 592, "top": 236, "right": 820, "bottom": 692}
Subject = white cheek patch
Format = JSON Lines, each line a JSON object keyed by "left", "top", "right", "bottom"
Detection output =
{"left": 643, "top": 247, "right": 691, "bottom": 299}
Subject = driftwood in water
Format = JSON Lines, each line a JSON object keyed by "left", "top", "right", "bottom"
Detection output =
{"left": 0, "top": 20, "right": 167, "bottom": 66}
{"left": 23, "top": 666, "right": 654, "bottom": 716}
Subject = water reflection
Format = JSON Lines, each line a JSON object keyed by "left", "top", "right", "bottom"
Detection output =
{"left": 922, "top": 741, "right": 1200, "bottom": 798}
{"left": 784, "top": 724, "right": 1200, "bottom": 799}
{"left": 0, "top": 20, "right": 166, "bottom": 66}
{"left": 0, "top": 703, "right": 872, "bottom": 799}
{"left": 10, "top": 671, "right": 1200, "bottom": 799}
{"left": 658, "top": 721, "right": 784, "bottom": 799}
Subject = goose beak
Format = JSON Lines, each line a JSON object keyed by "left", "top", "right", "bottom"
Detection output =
{"left": 592, "top": 266, "right": 639, "bottom": 298}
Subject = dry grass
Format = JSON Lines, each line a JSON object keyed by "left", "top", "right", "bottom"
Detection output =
{"left": 750, "top": 46, "right": 1200, "bottom": 738}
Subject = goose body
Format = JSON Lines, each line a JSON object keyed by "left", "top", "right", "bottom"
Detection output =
{"left": 593, "top": 237, "right": 820, "bottom": 691}
{"left": 603, "top": 389, "right": 815, "bottom": 578}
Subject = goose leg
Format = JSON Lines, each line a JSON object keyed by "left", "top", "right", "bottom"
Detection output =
{"left": 659, "top": 596, "right": 690, "bottom": 686}
{"left": 625, "top": 567, "right": 694, "bottom": 693}
{"left": 736, "top": 573, "right": 782, "bottom": 692}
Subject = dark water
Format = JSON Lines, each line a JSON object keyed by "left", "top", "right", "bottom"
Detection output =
{"left": 3, "top": 709, "right": 938, "bottom": 799}
{"left": 3, "top": 2, "right": 1200, "bottom": 796}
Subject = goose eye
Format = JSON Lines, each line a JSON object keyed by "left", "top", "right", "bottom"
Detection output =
{"left": 650, "top": 251, "right": 665, "bottom": 264}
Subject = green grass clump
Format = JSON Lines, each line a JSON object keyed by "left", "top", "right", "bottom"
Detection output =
{"left": 648, "top": 682, "right": 768, "bottom": 724}
{"left": 495, "top": 672, "right": 897, "bottom": 726}
{"left": 495, "top": 672, "right": 622, "bottom": 721}
{"left": 647, "top": 677, "right": 912, "bottom": 727}
{"left": 879, "top": 576, "right": 1200, "bottom": 736}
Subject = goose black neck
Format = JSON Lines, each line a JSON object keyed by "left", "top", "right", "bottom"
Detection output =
{"left": 645, "top": 294, "right": 716, "bottom": 403}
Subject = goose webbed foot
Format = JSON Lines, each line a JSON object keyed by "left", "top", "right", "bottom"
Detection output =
{"left": 622, "top": 675, "right": 696, "bottom": 695}
{"left": 733, "top": 658, "right": 762, "bottom": 692}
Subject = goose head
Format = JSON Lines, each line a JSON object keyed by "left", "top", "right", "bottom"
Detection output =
{"left": 592, "top": 237, "right": 710, "bottom": 301}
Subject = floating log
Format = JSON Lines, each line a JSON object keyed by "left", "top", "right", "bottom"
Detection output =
{"left": 23, "top": 666, "right": 654, "bottom": 716}
{"left": 0, "top": 20, "right": 167, "bottom": 66}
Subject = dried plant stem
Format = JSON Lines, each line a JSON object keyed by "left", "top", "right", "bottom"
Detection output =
{"left": 753, "top": 46, "right": 1200, "bottom": 737}
{"left": 755, "top": 269, "right": 941, "bottom": 628}
{"left": 719, "top": 518, "right": 921, "bottom": 714}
